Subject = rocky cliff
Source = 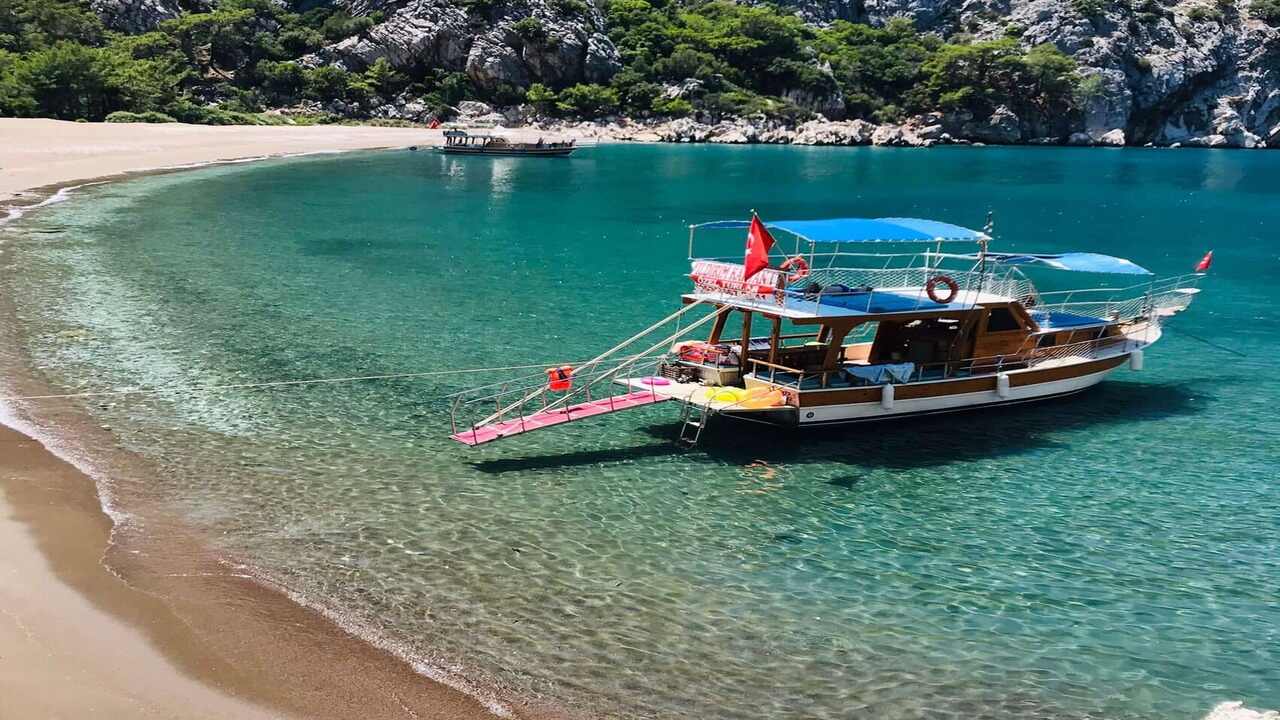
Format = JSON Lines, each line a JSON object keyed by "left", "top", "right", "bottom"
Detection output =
{"left": 88, "top": 0, "right": 1280, "bottom": 147}
{"left": 794, "top": 0, "right": 1280, "bottom": 146}
{"left": 301, "top": 0, "right": 620, "bottom": 94}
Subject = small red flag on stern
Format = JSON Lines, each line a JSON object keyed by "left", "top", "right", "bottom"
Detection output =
{"left": 1194, "top": 250, "right": 1213, "bottom": 273}
{"left": 744, "top": 214, "right": 775, "bottom": 281}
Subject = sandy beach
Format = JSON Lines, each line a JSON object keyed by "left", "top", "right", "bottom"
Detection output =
{"left": 0, "top": 119, "right": 548, "bottom": 720}
{"left": 1, "top": 117, "right": 593, "bottom": 208}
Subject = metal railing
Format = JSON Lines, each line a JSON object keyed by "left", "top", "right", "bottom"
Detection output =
{"left": 449, "top": 303, "right": 730, "bottom": 437}
{"left": 746, "top": 333, "right": 1139, "bottom": 392}
{"left": 688, "top": 252, "right": 1039, "bottom": 312}
{"left": 1033, "top": 273, "right": 1203, "bottom": 323}
{"left": 448, "top": 352, "right": 669, "bottom": 439}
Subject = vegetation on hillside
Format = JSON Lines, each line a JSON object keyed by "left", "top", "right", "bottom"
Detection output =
{"left": 0, "top": 0, "right": 1085, "bottom": 129}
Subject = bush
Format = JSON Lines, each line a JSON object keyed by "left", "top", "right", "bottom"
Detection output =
{"left": 512, "top": 17, "right": 548, "bottom": 44}
{"left": 553, "top": 0, "right": 589, "bottom": 15}
{"left": 650, "top": 96, "right": 693, "bottom": 117}
{"left": 525, "top": 82, "right": 556, "bottom": 113}
{"left": 320, "top": 11, "right": 376, "bottom": 42}
{"left": 105, "top": 109, "right": 176, "bottom": 122}
{"left": 303, "top": 65, "right": 352, "bottom": 101}
{"left": 1252, "top": 0, "right": 1280, "bottom": 23}
{"left": 1071, "top": 0, "right": 1105, "bottom": 17}
{"left": 555, "top": 83, "right": 619, "bottom": 117}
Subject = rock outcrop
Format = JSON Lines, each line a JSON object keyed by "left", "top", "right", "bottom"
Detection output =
{"left": 87, "top": 0, "right": 1280, "bottom": 148}
{"left": 838, "top": 0, "right": 1280, "bottom": 146}
{"left": 90, "top": 0, "right": 182, "bottom": 32}
{"left": 304, "top": 0, "right": 620, "bottom": 91}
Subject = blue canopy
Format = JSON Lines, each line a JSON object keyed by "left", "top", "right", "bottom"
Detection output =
{"left": 692, "top": 217, "right": 987, "bottom": 243}
{"left": 984, "top": 252, "right": 1151, "bottom": 275}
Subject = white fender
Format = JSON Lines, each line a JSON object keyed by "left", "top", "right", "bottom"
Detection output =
{"left": 880, "top": 383, "right": 895, "bottom": 410}
{"left": 1129, "top": 350, "right": 1144, "bottom": 371}
{"left": 996, "top": 372, "right": 1011, "bottom": 399}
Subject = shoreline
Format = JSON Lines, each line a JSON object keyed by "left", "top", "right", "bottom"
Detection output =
{"left": 0, "top": 119, "right": 566, "bottom": 720}
{"left": 0, "top": 117, "right": 612, "bottom": 211}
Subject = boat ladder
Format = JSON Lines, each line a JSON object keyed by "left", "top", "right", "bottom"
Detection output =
{"left": 677, "top": 401, "right": 709, "bottom": 447}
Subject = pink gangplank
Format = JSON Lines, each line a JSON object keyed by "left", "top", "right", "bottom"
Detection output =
{"left": 450, "top": 390, "right": 671, "bottom": 446}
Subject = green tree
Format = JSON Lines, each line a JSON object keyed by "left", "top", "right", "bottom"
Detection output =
{"left": 12, "top": 41, "right": 112, "bottom": 119}
{"left": 555, "top": 83, "right": 619, "bottom": 117}
{"left": 0, "top": 48, "right": 38, "bottom": 115}
{"left": 363, "top": 56, "right": 405, "bottom": 95}
{"left": 303, "top": 64, "right": 352, "bottom": 101}
{"left": 525, "top": 82, "right": 556, "bottom": 113}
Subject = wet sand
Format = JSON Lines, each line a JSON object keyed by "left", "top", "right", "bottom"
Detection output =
{"left": 0, "top": 119, "right": 562, "bottom": 720}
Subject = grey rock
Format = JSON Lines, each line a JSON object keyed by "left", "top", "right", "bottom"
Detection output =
{"left": 90, "top": 0, "right": 181, "bottom": 32}
{"left": 310, "top": 0, "right": 618, "bottom": 89}
{"left": 832, "top": 0, "right": 1280, "bottom": 147}
{"left": 1184, "top": 134, "right": 1229, "bottom": 147}
{"left": 304, "top": 1, "right": 470, "bottom": 71}
{"left": 467, "top": 32, "right": 530, "bottom": 90}
{"left": 583, "top": 32, "right": 623, "bottom": 83}
{"left": 662, "top": 79, "right": 705, "bottom": 100}
{"left": 456, "top": 100, "right": 494, "bottom": 118}
{"left": 1097, "top": 128, "right": 1127, "bottom": 146}
{"left": 961, "top": 105, "right": 1022, "bottom": 144}
{"left": 870, "top": 123, "right": 933, "bottom": 146}
{"left": 793, "top": 118, "right": 874, "bottom": 145}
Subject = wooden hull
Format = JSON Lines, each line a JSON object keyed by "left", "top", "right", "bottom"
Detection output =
{"left": 722, "top": 355, "right": 1128, "bottom": 428}
{"left": 436, "top": 146, "right": 575, "bottom": 157}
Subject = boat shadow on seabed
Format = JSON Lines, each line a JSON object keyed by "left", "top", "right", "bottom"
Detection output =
{"left": 467, "top": 378, "right": 1212, "bottom": 476}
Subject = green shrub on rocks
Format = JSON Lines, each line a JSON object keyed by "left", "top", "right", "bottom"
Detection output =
{"left": 105, "top": 109, "right": 176, "bottom": 122}
{"left": 1252, "top": 0, "right": 1280, "bottom": 24}
{"left": 555, "top": 83, "right": 620, "bottom": 117}
{"left": 0, "top": 0, "right": 1090, "bottom": 128}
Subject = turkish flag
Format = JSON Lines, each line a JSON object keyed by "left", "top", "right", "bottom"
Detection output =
{"left": 743, "top": 214, "right": 775, "bottom": 280}
{"left": 1194, "top": 250, "right": 1213, "bottom": 272}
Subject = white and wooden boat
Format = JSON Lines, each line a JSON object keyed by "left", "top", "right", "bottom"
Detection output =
{"left": 436, "top": 130, "right": 577, "bottom": 157}
{"left": 448, "top": 216, "right": 1204, "bottom": 447}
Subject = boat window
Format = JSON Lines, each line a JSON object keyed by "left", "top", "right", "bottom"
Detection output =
{"left": 986, "top": 307, "right": 1022, "bottom": 332}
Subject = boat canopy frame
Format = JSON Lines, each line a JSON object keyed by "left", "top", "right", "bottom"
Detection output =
{"left": 687, "top": 216, "right": 1152, "bottom": 278}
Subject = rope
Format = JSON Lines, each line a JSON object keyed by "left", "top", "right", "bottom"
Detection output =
{"left": 0, "top": 360, "right": 598, "bottom": 402}
{"left": 1164, "top": 326, "right": 1248, "bottom": 358}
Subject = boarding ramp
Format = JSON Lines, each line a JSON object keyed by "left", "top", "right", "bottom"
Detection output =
{"left": 448, "top": 302, "right": 725, "bottom": 446}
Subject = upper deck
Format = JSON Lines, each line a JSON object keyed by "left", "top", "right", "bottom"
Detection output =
{"left": 684, "top": 286, "right": 1017, "bottom": 322}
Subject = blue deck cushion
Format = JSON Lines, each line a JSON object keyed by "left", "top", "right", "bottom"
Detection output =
{"left": 789, "top": 288, "right": 973, "bottom": 314}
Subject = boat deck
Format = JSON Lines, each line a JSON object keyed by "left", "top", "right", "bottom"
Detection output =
{"left": 684, "top": 287, "right": 1015, "bottom": 320}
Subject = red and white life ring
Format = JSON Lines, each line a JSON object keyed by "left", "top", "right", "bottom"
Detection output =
{"left": 925, "top": 275, "right": 959, "bottom": 304}
{"left": 779, "top": 256, "right": 810, "bottom": 283}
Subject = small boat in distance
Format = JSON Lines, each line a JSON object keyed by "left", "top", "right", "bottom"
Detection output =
{"left": 436, "top": 130, "right": 577, "bottom": 157}
{"left": 447, "top": 215, "right": 1206, "bottom": 447}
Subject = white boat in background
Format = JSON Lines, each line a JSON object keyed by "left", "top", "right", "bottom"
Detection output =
{"left": 448, "top": 215, "right": 1204, "bottom": 447}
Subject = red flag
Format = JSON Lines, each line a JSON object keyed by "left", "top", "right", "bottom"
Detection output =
{"left": 1194, "top": 250, "right": 1213, "bottom": 273}
{"left": 429, "top": 118, "right": 441, "bottom": 129}
{"left": 744, "top": 214, "right": 775, "bottom": 280}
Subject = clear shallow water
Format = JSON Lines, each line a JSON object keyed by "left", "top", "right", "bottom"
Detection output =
{"left": 2, "top": 146, "right": 1278, "bottom": 719}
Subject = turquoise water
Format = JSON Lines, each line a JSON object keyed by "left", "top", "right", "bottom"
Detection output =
{"left": 2, "top": 146, "right": 1277, "bottom": 719}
